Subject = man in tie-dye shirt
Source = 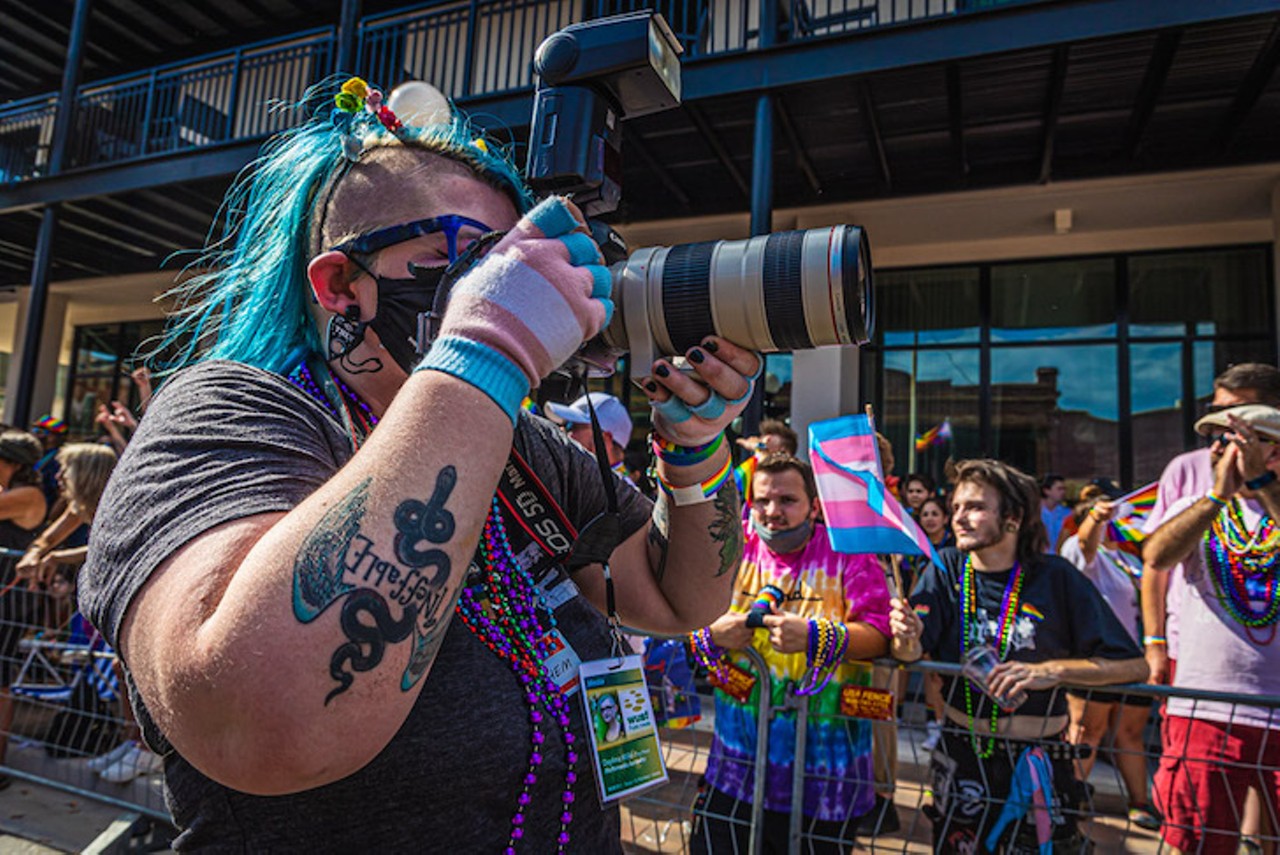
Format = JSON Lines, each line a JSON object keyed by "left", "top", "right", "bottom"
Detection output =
{"left": 691, "top": 455, "right": 891, "bottom": 854}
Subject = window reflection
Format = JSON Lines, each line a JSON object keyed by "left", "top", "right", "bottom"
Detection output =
{"left": 991, "top": 345, "right": 1118, "bottom": 482}
{"left": 1130, "top": 248, "right": 1270, "bottom": 338}
{"left": 991, "top": 258, "right": 1115, "bottom": 342}
{"left": 877, "top": 267, "right": 980, "bottom": 346}
{"left": 1131, "top": 343, "right": 1184, "bottom": 484}
{"left": 870, "top": 245, "right": 1271, "bottom": 488}
{"left": 880, "top": 349, "right": 980, "bottom": 485}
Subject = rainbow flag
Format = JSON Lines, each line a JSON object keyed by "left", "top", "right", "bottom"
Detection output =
{"left": 914, "top": 419, "right": 953, "bottom": 453}
{"left": 733, "top": 456, "right": 758, "bottom": 505}
{"left": 1108, "top": 481, "right": 1158, "bottom": 543}
{"left": 809, "top": 414, "right": 941, "bottom": 569}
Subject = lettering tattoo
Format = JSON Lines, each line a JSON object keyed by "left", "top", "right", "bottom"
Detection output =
{"left": 708, "top": 480, "right": 743, "bottom": 577}
{"left": 648, "top": 493, "right": 671, "bottom": 583}
{"left": 293, "top": 468, "right": 460, "bottom": 704}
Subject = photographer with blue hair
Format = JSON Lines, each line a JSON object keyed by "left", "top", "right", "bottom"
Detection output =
{"left": 79, "top": 78, "right": 759, "bottom": 852}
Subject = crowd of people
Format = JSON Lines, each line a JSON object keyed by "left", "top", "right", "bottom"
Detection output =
{"left": 0, "top": 74, "right": 1259, "bottom": 855}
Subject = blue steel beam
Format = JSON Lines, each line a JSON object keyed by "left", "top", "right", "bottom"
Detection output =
{"left": 3, "top": 0, "right": 1276, "bottom": 214}
{"left": 0, "top": 141, "right": 263, "bottom": 214}
{"left": 679, "top": 0, "right": 1280, "bottom": 101}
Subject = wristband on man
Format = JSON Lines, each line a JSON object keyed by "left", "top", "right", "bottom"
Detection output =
{"left": 1246, "top": 470, "right": 1277, "bottom": 491}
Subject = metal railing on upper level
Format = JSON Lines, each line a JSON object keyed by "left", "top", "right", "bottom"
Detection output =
{"left": 0, "top": 0, "right": 1013, "bottom": 185}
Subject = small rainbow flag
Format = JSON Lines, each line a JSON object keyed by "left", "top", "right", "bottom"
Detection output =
{"left": 733, "top": 456, "right": 758, "bottom": 505}
{"left": 1108, "top": 481, "right": 1158, "bottom": 543}
{"left": 914, "top": 419, "right": 953, "bottom": 453}
{"left": 520, "top": 396, "right": 539, "bottom": 416}
{"left": 1020, "top": 603, "right": 1045, "bottom": 622}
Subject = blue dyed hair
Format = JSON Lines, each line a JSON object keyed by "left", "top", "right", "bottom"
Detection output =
{"left": 148, "top": 80, "right": 533, "bottom": 378}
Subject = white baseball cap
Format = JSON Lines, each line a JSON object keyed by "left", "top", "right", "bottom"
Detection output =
{"left": 546, "top": 393, "right": 634, "bottom": 451}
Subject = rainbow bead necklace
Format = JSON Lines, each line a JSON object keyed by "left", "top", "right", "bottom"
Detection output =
{"left": 960, "top": 554, "right": 1024, "bottom": 758}
{"left": 1203, "top": 499, "right": 1280, "bottom": 634}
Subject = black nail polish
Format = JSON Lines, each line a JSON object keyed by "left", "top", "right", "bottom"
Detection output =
{"left": 644, "top": 381, "right": 658, "bottom": 393}
{"left": 655, "top": 364, "right": 670, "bottom": 378}
{"left": 688, "top": 348, "right": 705, "bottom": 364}
{"left": 702, "top": 339, "right": 719, "bottom": 353}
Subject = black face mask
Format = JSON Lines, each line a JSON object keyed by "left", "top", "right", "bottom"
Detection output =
{"left": 366, "top": 264, "right": 446, "bottom": 373}
{"left": 353, "top": 231, "right": 505, "bottom": 373}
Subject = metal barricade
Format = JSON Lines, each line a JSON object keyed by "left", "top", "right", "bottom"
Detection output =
{"left": 0, "top": 549, "right": 169, "bottom": 823}
{"left": 621, "top": 654, "right": 1280, "bottom": 854}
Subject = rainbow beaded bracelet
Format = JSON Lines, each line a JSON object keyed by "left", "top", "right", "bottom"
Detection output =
{"left": 651, "top": 433, "right": 725, "bottom": 467}
{"left": 689, "top": 627, "right": 729, "bottom": 684}
{"left": 794, "top": 618, "right": 850, "bottom": 696}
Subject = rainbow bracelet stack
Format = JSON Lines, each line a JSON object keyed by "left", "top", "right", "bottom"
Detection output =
{"left": 751, "top": 586, "right": 785, "bottom": 614}
{"left": 794, "top": 618, "right": 850, "bottom": 696}
{"left": 652, "top": 433, "right": 724, "bottom": 466}
{"left": 652, "top": 433, "right": 732, "bottom": 505}
{"left": 689, "top": 627, "right": 729, "bottom": 684}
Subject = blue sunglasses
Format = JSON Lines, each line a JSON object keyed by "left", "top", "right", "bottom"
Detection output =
{"left": 332, "top": 214, "right": 494, "bottom": 263}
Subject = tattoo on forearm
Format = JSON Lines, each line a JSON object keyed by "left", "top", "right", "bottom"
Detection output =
{"left": 648, "top": 493, "right": 671, "bottom": 583}
{"left": 708, "top": 480, "right": 743, "bottom": 577}
{"left": 293, "top": 468, "right": 460, "bottom": 704}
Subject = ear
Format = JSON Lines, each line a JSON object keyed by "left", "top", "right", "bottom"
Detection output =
{"left": 808, "top": 495, "right": 821, "bottom": 521}
{"left": 307, "top": 251, "right": 362, "bottom": 316}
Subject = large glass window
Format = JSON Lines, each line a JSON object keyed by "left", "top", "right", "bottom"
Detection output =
{"left": 1130, "top": 248, "right": 1270, "bottom": 337}
{"left": 1130, "top": 342, "right": 1185, "bottom": 484}
{"left": 66, "top": 320, "right": 164, "bottom": 438}
{"left": 991, "top": 258, "right": 1115, "bottom": 342}
{"left": 878, "top": 349, "right": 981, "bottom": 479}
{"left": 991, "top": 345, "right": 1118, "bottom": 482}
{"left": 869, "top": 245, "right": 1273, "bottom": 490}
{"left": 877, "top": 267, "right": 980, "bottom": 347}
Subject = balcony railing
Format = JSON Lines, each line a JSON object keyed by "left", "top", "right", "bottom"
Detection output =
{"left": 0, "top": 0, "right": 1003, "bottom": 185}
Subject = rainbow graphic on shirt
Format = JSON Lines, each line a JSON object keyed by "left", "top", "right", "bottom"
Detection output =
{"left": 1108, "top": 481, "right": 1158, "bottom": 543}
{"left": 1020, "top": 603, "right": 1045, "bottom": 622}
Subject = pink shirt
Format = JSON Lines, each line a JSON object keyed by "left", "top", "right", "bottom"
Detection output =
{"left": 1143, "top": 448, "right": 1215, "bottom": 658}
{"left": 1162, "top": 495, "right": 1280, "bottom": 729}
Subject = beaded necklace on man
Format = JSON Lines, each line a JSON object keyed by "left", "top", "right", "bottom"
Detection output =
{"left": 1203, "top": 498, "right": 1280, "bottom": 641}
{"left": 960, "top": 553, "right": 1024, "bottom": 759}
{"left": 288, "top": 362, "right": 579, "bottom": 852}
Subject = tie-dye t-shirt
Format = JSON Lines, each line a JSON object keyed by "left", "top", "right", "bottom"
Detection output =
{"left": 704, "top": 521, "right": 892, "bottom": 821}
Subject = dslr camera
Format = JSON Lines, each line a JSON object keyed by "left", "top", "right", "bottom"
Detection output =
{"left": 525, "top": 12, "right": 875, "bottom": 377}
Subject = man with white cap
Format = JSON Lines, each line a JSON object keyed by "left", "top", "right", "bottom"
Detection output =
{"left": 547, "top": 392, "right": 635, "bottom": 482}
{"left": 1146, "top": 403, "right": 1280, "bottom": 854}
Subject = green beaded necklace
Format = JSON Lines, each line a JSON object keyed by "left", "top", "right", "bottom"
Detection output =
{"left": 961, "top": 554, "right": 1025, "bottom": 759}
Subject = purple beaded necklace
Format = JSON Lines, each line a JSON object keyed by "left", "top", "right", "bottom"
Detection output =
{"left": 289, "top": 363, "right": 578, "bottom": 851}
{"left": 456, "top": 498, "right": 579, "bottom": 852}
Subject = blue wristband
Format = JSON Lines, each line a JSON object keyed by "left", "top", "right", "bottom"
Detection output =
{"left": 1246, "top": 470, "right": 1277, "bottom": 491}
{"left": 416, "top": 335, "right": 528, "bottom": 425}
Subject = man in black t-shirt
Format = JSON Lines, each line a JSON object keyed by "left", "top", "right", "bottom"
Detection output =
{"left": 889, "top": 459, "right": 1146, "bottom": 854}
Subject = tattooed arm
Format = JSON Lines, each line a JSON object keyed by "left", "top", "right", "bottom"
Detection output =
{"left": 116, "top": 373, "right": 512, "bottom": 796}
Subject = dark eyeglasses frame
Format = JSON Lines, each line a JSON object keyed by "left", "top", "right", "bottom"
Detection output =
{"left": 332, "top": 214, "right": 494, "bottom": 264}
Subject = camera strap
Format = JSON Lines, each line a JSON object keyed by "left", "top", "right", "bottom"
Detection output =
{"left": 582, "top": 391, "right": 623, "bottom": 642}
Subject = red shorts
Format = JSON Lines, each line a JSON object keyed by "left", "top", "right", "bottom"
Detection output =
{"left": 1154, "top": 714, "right": 1280, "bottom": 854}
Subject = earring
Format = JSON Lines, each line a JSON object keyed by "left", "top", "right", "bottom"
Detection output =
{"left": 1005, "top": 522, "right": 1018, "bottom": 533}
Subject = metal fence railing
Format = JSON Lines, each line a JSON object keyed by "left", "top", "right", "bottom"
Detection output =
{"left": 0, "top": 95, "right": 57, "bottom": 184}
{"left": 68, "top": 29, "right": 336, "bottom": 171}
{"left": 0, "top": 0, "right": 1042, "bottom": 183}
{"left": 622, "top": 652, "right": 1280, "bottom": 854}
{"left": 0, "top": 549, "right": 170, "bottom": 828}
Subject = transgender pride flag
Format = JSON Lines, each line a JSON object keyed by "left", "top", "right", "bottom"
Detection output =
{"left": 809, "top": 414, "right": 942, "bottom": 568}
